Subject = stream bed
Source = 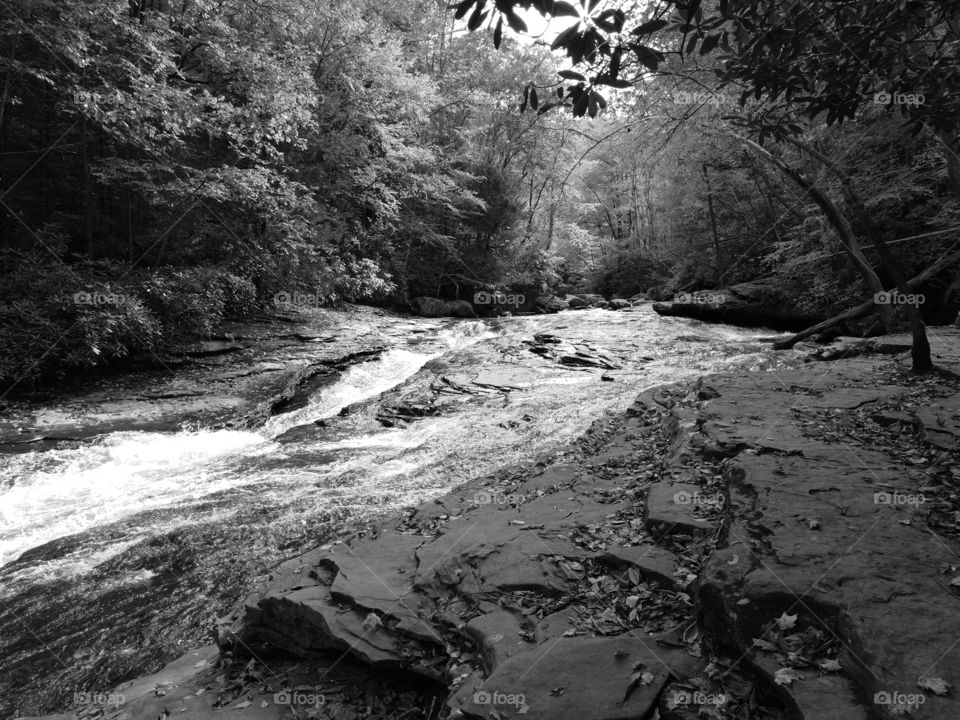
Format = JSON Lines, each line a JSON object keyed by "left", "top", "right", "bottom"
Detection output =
{"left": 0, "top": 306, "right": 796, "bottom": 719}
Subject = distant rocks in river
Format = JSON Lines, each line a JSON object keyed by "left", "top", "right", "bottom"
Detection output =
{"left": 413, "top": 296, "right": 447, "bottom": 317}
{"left": 412, "top": 297, "right": 476, "bottom": 318}
{"left": 444, "top": 299, "right": 475, "bottom": 318}
{"left": 411, "top": 293, "right": 638, "bottom": 317}
{"left": 525, "top": 334, "right": 621, "bottom": 369}
{"left": 534, "top": 295, "right": 568, "bottom": 313}
{"left": 652, "top": 280, "right": 825, "bottom": 331}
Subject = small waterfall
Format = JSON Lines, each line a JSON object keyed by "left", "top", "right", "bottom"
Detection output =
{"left": 0, "top": 320, "right": 496, "bottom": 569}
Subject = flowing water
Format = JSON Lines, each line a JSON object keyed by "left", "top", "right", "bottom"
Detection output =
{"left": 0, "top": 307, "right": 796, "bottom": 718}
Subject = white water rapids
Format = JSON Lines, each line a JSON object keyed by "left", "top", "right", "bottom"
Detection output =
{"left": 0, "top": 321, "right": 495, "bottom": 578}
{"left": 0, "top": 309, "right": 790, "bottom": 592}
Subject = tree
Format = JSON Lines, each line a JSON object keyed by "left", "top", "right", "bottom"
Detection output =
{"left": 454, "top": 0, "right": 960, "bottom": 372}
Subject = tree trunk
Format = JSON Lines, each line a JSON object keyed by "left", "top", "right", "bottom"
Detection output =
{"left": 935, "top": 128, "right": 960, "bottom": 204}
{"left": 781, "top": 135, "right": 932, "bottom": 372}
{"left": 702, "top": 164, "right": 724, "bottom": 275}
{"left": 737, "top": 135, "right": 895, "bottom": 331}
{"left": 774, "top": 245, "right": 960, "bottom": 350}
{"left": 81, "top": 117, "right": 94, "bottom": 255}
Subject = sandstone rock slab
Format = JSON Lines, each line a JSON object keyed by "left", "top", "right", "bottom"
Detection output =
{"left": 448, "top": 637, "right": 673, "bottom": 720}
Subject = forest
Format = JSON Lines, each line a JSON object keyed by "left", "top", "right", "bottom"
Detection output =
{"left": 2, "top": 0, "right": 959, "bottom": 387}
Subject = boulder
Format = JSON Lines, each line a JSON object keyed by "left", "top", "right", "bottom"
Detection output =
{"left": 652, "top": 280, "right": 825, "bottom": 331}
{"left": 413, "top": 297, "right": 446, "bottom": 317}
{"left": 445, "top": 300, "right": 476, "bottom": 318}
{"left": 565, "top": 295, "right": 587, "bottom": 309}
{"left": 534, "top": 296, "right": 568, "bottom": 314}
{"left": 581, "top": 293, "right": 606, "bottom": 306}
{"left": 607, "top": 299, "right": 631, "bottom": 310}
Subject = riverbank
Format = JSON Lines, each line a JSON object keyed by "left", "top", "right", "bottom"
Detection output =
{"left": 15, "top": 324, "right": 960, "bottom": 720}
{"left": 0, "top": 305, "right": 414, "bottom": 453}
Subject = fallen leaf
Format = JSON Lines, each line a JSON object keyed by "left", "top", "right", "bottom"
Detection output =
{"left": 232, "top": 700, "right": 251, "bottom": 709}
{"left": 726, "top": 554, "right": 740, "bottom": 566}
{"left": 777, "top": 612, "right": 798, "bottom": 631}
{"left": 818, "top": 659, "right": 842, "bottom": 673}
{"left": 774, "top": 667, "right": 804, "bottom": 686}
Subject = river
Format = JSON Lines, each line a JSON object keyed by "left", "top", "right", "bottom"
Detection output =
{"left": 0, "top": 306, "right": 794, "bottom": 719}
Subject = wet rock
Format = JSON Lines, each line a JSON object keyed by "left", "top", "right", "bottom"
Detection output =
{"left": 653, "top": 300, "right": 823, "bottom": 332}
{"left": 696, "top": 366, "right": 960, "bottom": 720}
{"left": 177, "top": 340, "right": 248, "bottom": 356}
{"left": 526, "top": 336, "right": 621, "bottom": 371}
{"left": 445, "top": 300, "right": 476, "bottom": 318}
{"left": 601, "top": 544, "right": 678, "bottom": 590}
{"left": 565, "top": 295, "right": 588, "bottom": 309}
{"left": 413, "top": 297, "right": 446, "bottom": 317}
{"left": 644, "top": 483, "right": 717, "bottom": 538}
{"left": 865, "top": 334, "right": 914, "bottom": 354}
{"left": 534, "top": 296, "right": 569, "bottom": 313}
{"left": 871, "top": 410, "right": 915, "bottom": 427}
{"left": 807, "top": 386, "right": 904, "bottom": 409}
{"left": 558, "top": 352, "right": 618, "bottom": 369}
{"left": 239, "top": 537, "right": 445, "bottom": 678}
{"left": 466, "top": 609, "right": 531, "bottom": 670}
{"left": 448, "top": 637, "right": 673, "bottom": 720}
{"left": 376, "top": 401, "right": 440, "bottom": 426}
{"left": 608, "top": 299, "right": 632, "bottom": 310}
{"left": 913, "top": 393, "right": 960, "bottom": 450}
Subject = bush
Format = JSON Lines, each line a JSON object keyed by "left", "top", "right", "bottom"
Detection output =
{"left": 140, "top": 268, "right": 229, "bottom": 336}
{"left": 0, "top": 261, "right": 161, "bottom": 387}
